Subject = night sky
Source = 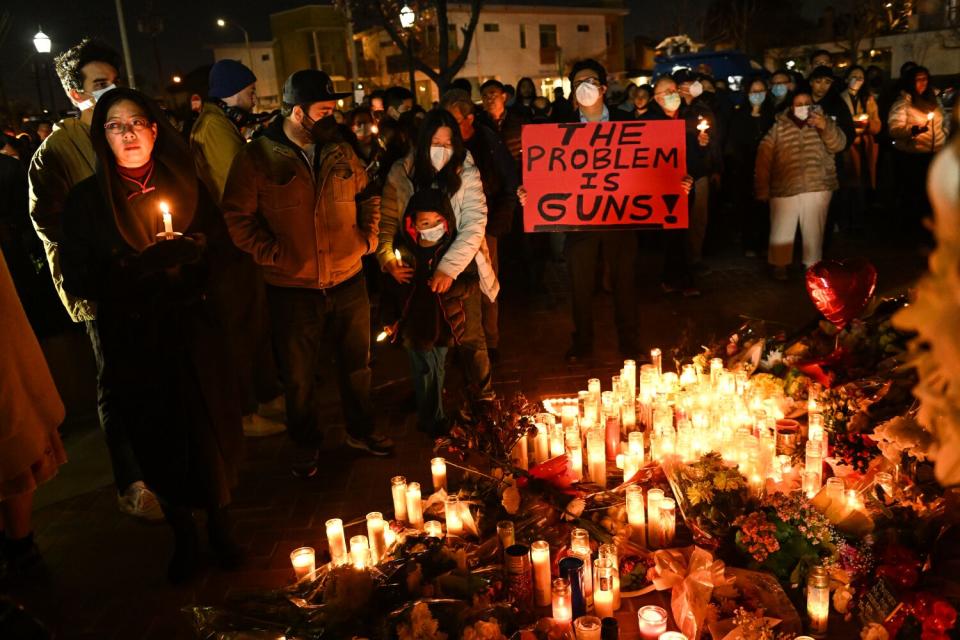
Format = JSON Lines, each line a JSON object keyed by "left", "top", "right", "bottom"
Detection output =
{"left": 0, "top": 0, "right": 829, "bottom": 116}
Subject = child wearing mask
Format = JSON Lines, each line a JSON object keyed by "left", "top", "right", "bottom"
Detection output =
{"left": 381, "top": 189, "right": 486, "bottom": 436}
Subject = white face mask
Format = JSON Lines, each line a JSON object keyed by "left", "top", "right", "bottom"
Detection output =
{"left": 793, "top": 105, "right": 810, "bottom": 121}
{"left": 688, "top": 81, "right": 703, "bottom": 98}
{"left": 430, "top": 145, "right": 450, "bottom": 172}
{"left": 419, "top": 222, "right": 447, "bottom": 243}
{"left": 575, "top": 82, "right": 601, "bottom": 108}
{"left": 76, "top": 83, "right": 117, "bottom": 111}
{"left": 662, "top": 93, "right": 682, "bottom": 112}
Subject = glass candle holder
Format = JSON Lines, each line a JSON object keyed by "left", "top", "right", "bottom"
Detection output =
{"left": 350, "top": 534, "right": 370, "bottom": 569}
{"left": 551, "top": 421, "right": 567, "bottom": 458}
{"left": 531, "top": 540, "right": 552, "bottom": 607}
{"left": 406, "top": 482, "right": 424, "bottom": 529}
{"left": 512, "top": 433, "right": 529, "bottom": 470}
{"left": 659, "top": 497, "right": 676, "bottom": 547}
{"left": 807, "top": 565, "right": 830, "bottom": 636}
{"left": 559, "top": 556, "right": 587, "bottom": 619}
{"left": 637, "top": 605, "right": 668, "bottom": 638}
{"left": 366, "top": 511, "right": 386, "bottom": 564}
{"left": 552, "top": 577, "right": 573, "bottom": 624}
{"left": 570, "top": 527, "right": 593, "bottom": 599}
{"left": 505, "top": 544, "right": 533, "bottom": 611}
{"left": 290, "top": 546, "right": 315, "bottom": 581}
{"left": 593, "top": 560, "right": 615, "bottom": 619}
{"left": 626, "top": 483, "right": 647, "bottom": 546}
{"left": 497, "top": 520, "right": 516, "bottom": 550}
{"left": 651, "top": 348, "right": 663, "bottom": 378}
{"left": 647, "top": 488, "right": 664, "bottom": 548}
{"left": 431, "top": 457, "right": 447, "bottom": 492}
{"left": 825, "top": 476, "right": 845, "bottom": 504}
{"left": 391, "top": 475, "right": 408, "bottom": 522}
{"left": 574, "top": 615, "right": 603, "bottom": 640}
{"left": 598, "top": 543, "right": 620, "bottom": 610}
{"left": 424, "top": 520, "right": 443, "bottom": 538}
{"left": 566, "top": 429, "right": 584, "bottom": 482}
{"left": 875, "top": 471, "right": 894, "bottom": 499}
{"left": 587, "top": 428, "right": 606, "bottom": 487}
{"left": 534, "top": 422, "right": 551, "bottom": 464}
{"left": 325, "top": 517, "right": 347, "bottom": 566}
{"left": 445, "top": 494, "right": 464, "bottom": 537}
{"left": 659, "top": 633, "right": 689, "bottom": 640}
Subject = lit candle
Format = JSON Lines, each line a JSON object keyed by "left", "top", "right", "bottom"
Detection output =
{"left": 531, "top": 540, "right": 552, "bottom": 607}
{"left": 680, "top": 364, "right": 698, "bottom": 388}
{"left": 807, "top": 566, "right": 830, "bottom": 636}
{"left": 431, "top": 457, "right": 447, "bottom": 492}
{"left": 598, "top": 543, "right": 620, "bottom": 609}
{"left": 588, "top": 378, "right": 602, "bottom": 423}
{"left": 326, "top": 518, "right": 347, "bottom": 566}
{"left": 574, "top": 615, "right": 602, "bottom": 640}
{"left": 570, "top": 528, "right": 593, "bottom": 600}
{"left": 445, "top": 494, "right": 464, "bottom": 537}
{"left": 406, "top": 482, "right": 424, "bottom": 529}
{"left": 561, "top": 404, "right": 579, "bottom": 430}
{"left": 366, "top": 511, "right": 386, "bottom": 564}
{"left": 424, "top": 520, "right": 443, "bottom": 538}
{"left": 696, "top": 116, "right": 710, "bottom": 132}
{"left": 552, "top": 577, "right": 573, "bottom": 624}
{"left": 593, "top": 561, "right": 614, "bottom": 618}
{"left": 846, "top": 488, "right": 863, "bottom": 511}
{"left": 623, "top": 452, "right": 642, "bottom": 484}
{"left": 647, "top": 488, "right": 664, "bottom": 548}
{"left": 394, "top": 248, "right": 403, "bottom": 265}
{"left": 637, "top": 605, "right": 668, "bottom": 638}
{"left": 587, "top": 428, "right": 606, "bottom": 487}
{"left": 550, "top": 422, "right": 566, "bottom": 458}
{"left": 659, "top": 633, "right": 689, "bottom": 640}
{"left": 534, "top": 422, "right": 550, "bottom": 464}
{"left": 391, "top": 475, "right": 408, "bottom": 522}
{"left": 927, "top": 111, "right": 935, "bottom": 123}
{"left": 384, "top": 527, "right": 397, "bottom": 549}
{"left": 825, "top": 476, "right": 845, "bottom": 504}
{"left": 350, "top": 534, "right": 370, "bottom": 569}
{"left": 512, "top": 433, "right": 529, "bottom": 470}
{"left": 567, "top": 429, "right": 584, "bottom": 482}
{"left": 626, "top": 485, "right": 647, "bottom": 546}
{"left": 650, "top": 348, "right": 662, "bottom": 379}
{"left": 290, "top": 546, "right": 315, "bottom": 581}
{"left": 159, "top": 201, "right": 174, "bottom": 240}
{"left": 659, "top": 497, "right": 676, "bottom": 547}
{"left": 804, "top": 439, "right": 823, "bottom": 497}
{"left": 623, "top": 359, "right": 637, "bottom": 400}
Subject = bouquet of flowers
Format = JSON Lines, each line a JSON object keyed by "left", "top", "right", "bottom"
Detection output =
{"left": 665, "top": 452, "right": 749, "bottom": 546}
{"left": 732, "top": 492, "right": 839, "bottom": 585}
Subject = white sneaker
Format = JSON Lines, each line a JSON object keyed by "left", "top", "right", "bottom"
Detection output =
{"left": 243, "top": 413, "right": 286, "bottom": 437}
{"left": 117, "top": 481, "right": 165, "bottom": 521}
{"left": 257, "top": 395, "right": 286, "bottom": 423}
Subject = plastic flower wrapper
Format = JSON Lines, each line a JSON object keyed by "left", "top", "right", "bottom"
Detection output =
{"left": 650, "top": 546, "right": 736, "bottom": 640}
{"left": 664, "top": 452, "right": 749, "bottom": 546}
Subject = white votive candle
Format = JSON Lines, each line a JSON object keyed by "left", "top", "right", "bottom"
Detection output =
{"left": 445, "top": 495, "right": 464, "bottom": 537}
{"left": 647, "top": 488, "right": 664, "bottom": 548}
{"left": 424, "top": 520, "right": 443, "bottom": 538}
{"left": 391, "top": 475, "right": 408, "bottom": 522}
{"left": 350, "top": 534, "right": 370, "bottom": 569}
{"left": 326, "top": 518, "right": 347, "bottom": 566}
{"left": 406, "top": 482, "right": 424, "bottom": 529}
{"left": 366, "top": 511, "right": 386, "bottom": 564}
{"left": 431, "top": 457, "right": 447, "bottom": 492}
{"left": 626, "top": 484, "right": 647, "bottom": 546}
{"left": 531, "top": 539, "right": 552, "bottom": 606}
{"left": 534, "top": 422, "right": 550, "bottom": 464}
{"left": 290, "top": 546, "right": 315, "bottom": 580}
{"left": 638, "top": 605, "right": 668, "bottom": 638}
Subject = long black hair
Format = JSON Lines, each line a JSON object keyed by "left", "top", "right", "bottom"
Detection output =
{"left": 903, "top": 65, "right": 937, "bottom": 112}
{"left": 411, "top": 109, "right": 466, "bottom": 196}
{"left": 516, "top": 77, "right": 536, "bottom": 101}
{"left": 844, "top": 65, "right": 871, "bottom": 112}
{"left": 744, "top": 75, "right": 776, "bottom": 118}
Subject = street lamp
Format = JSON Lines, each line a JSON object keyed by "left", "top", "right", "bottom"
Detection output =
{"left": 33, "top": 28, "right": 51, "bottom": 53}
{"left": 33, "top": 28, "right": 52, "bottom": 113}
{"left": 399, "top": 4, "right": 416, "bottom": 96}
{"left": 172, "top": 75, "right": 182, "bottom": 84}
{"left": 216, "top": 17, "right": 254, "bottom": 70}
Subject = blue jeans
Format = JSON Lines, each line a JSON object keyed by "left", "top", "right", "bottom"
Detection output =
{"left": 407, "top": 346, "right": 448, "bottom": 432}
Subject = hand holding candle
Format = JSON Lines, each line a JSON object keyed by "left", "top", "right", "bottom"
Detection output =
{"left": 159, "top": 201, "right": 175, "bottom": 240}
{"left": 696, "top": 117, "right": 710, "bottom": 146}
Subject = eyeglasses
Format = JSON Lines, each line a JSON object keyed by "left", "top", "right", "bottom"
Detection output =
{"left": 573, "top": 77, "right": 602, "bottom": 89}
{"left": 104, "top": 117, "right": 151, "bottom": 135}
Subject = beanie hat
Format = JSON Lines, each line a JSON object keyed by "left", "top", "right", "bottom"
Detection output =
{"left": 208, "top": 59, "right": 256, "bottom": 99}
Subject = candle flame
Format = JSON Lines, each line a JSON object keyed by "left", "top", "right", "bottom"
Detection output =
{"left": 376, "top": 330, "right": 389, "bottom": 342}
{"left": 159, "top": 201, "right": 170, "bottom": 215}
{"left": 394, "top": 249, "right": 402, "bottom": 262}
{"left": 927, "top": 111, "right": 935, "bottom": 121}
{"left": 697, "top": 117, "right": 710, "bottom": 131}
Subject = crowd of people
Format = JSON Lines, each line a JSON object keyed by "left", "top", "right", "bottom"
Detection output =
{"left": 0, "top": 36, "right": 955, "bottom": 585}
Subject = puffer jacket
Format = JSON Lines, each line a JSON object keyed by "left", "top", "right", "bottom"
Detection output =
{"left": 888, "top": 95, "right": 949, "bottom": 154}
{"left": 222, "top": 117, "right": 379, "bottom": 290}
{"left": 755, "top": 111, "right": 847, "bottom": 201}
{"left": 379, "top": 152, "right": 498, "bottom": 302}
{"left": 190, "top": 102, "right": 245, "bottom": 206}
{"left": 28, "top": 117, "right": 97, "bottom": 322}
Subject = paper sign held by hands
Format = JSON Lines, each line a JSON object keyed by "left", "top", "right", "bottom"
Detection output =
{"left": 521, "top": 120, "right": 689, "bottom": 232}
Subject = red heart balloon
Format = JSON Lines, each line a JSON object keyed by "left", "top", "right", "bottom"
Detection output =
{"left": 805, "top": 259, "right": 878, "bottom": 329}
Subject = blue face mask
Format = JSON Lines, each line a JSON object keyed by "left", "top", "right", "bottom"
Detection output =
{"left": 748, "top": 92, "right": 766, "bottom": 106}
{"left": 771, "top": 83, "right": 788, "bottom": 99}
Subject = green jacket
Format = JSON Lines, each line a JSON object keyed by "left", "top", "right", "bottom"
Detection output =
{"left": 190, "top": 102, "right": 245, "bottom": 206}
{"left": 28, "top": 118, "right": 97, "bottom": 322}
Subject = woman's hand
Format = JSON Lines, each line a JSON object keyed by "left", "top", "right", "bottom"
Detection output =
{"left": 517, "top": 186, "right": 528, "bottom": 207}
{"left": 429, "top": 270, "right": 454, "bottom": 294}
{"left": 681, "top": 175, "right": 694, "bottom": 194}
{"left": 697, "top": 130, "right": 710, "bottom": 147}
{"left": 385, "top": 259, "right": 413, "bottom": 284}
{"left": 808, "top": 110, "right": 827, "bottom": 130}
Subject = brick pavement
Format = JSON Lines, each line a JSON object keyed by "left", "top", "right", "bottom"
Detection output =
{"left": 4, "top": 230, "right": 926, "bottom": 639}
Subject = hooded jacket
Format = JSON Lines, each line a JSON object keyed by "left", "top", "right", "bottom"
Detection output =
{"left": 379, "top": 152, "right": 498, "bottom": 302}
{"left": 222, "top": 116, "right": 379, "bottom": 290}
{"left": 28, "top": 117, "right": 97, "bottom": 322}
{"left": 190, "top": 101, "right": 246, "bottom": 206}
{"left": 754, "top": 111, "right": 847, "bottom": 201}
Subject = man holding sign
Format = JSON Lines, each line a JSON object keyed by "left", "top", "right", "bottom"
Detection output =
{"left": 521, "top": 59, "right": 691, "bottom": 363}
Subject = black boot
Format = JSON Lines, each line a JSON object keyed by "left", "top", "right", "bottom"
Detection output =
{"left": 207, "top": 506, "right": 243, "bottom": 570}
{"left": 162, "top": 505, "right": 199, "bottom": 584}
{"left": 2, "top": 531, "right": 41, "bottom": 575}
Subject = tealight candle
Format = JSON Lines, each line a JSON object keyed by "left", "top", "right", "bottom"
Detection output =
{"left": 431, "top": 457, "right": 447, "bottom": 492}
{"left": 350, "top": 534, "right": 370, "bottom": 569}
{"left": 531, "top": 540, "right": 552, "bottom": 606}
{"left": 290, "top": 546, "right": 315, "bottom": 580}
{"left": 552, "top": 577, "right": 573, "bottom": 624}
{"left": 406, "top": 482, "right": 424, "bottom": 529}
{"left": 391, "top": 475, "right": 408, "bottom": 522}
{"left": 445, "top": 495, "right": 464, "bottom": 537}
{"left": 626, "top": 485, "right": 647, "bottom": 546}
{"left": 326, "top": 517, "right": 347, "bottom": 566}
{"left": 366, "top": 511, "right": 386, "bottom": 564}
{"left": 637, "top": 605, "right": 668, "bottom": 638}
{"left": 424, "top": 520, "right": 443, "bottom": 538}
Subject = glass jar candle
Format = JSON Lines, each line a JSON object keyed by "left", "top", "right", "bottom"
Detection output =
{"left": 366, "top": 511, "right": 386, "bottom": 564}
{"left": 807, "top": 565, "right": 830, "bottom": 636}
{"left": 570, "top": 527, "right": 593, "bottom": 599}
{"left": 325, "top": 517, "right": 347, "bottom": 566}
{"left": 445, "top": 495, "right": 464, "bottom": 537}
{"left": 390, "top": 475, "right": 408, "bottom": 522}
{"left": 637, "top": 605, "right": 668, "bottom": 638}
{"left": 430, "top": 457, "right": 447, "bottom": 492}
{"left": 290, "top": 546, "right": 315, "bottom": 581}
{"left": 574, "top": 615, "right": 603, "bottom": 640}
{"left": 349, "top": 534, "right": 370, "bottom": 569}
{"left": 659, "top": 497, "right": 676, "bottom": 547}
{"left": 587, "top": 428, "right": 606, "bottom": 487}
{"left": 626, "top": 484, "right": 646, "bottom": 546}
{"left": 593, "top": 559, "right": 615, "bottom": 619}
{"left": 405, "top": 482, "right": 424, "bottom": 529}
{"left": 497, "top": 520, "right": 516, "bottom": 550}
{"left": 531, "top": 540, "right": 552, "bottom": 607}
{"left": 566, "top": 427, "right": 584, "bottom": 482}
{"left": 598, "top": 543, "right": 620, "bottom": 610}
{"left": 551, "top": 421, "right": 567, "bottom": 458}
{"left": 825, "top": 476, "right": 845, "bottom": 504}
{"left": 646, "top": 488, "right": 664, "bottom": 548}
{"left": 424, "top": 520, "right": 443, "bottom": 538}
{"left": 559, "top": 556, "right": 587, "bottom": 618}
{"left": 552, "top": 577, "right": 573, "bottom": 624}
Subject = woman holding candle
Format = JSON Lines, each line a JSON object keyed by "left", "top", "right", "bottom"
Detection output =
{"left": 838, "top": 65, "right": 882, "bottom": 232}
{"left": 59, "top": 88, "right": 243, "bottom": 584}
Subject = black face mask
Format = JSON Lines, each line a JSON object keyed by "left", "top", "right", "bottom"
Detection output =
{"left": 215, "top": 99, "right": 252, "bottom": 129}
{"left": 301, "top": 113, "right": 341, "bottom": 145}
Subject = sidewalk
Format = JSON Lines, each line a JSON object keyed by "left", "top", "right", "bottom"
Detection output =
{"left": 5, "top": 230, "right": 926, "bottom": 639}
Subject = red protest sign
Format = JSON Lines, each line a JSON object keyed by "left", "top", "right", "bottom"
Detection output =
{"left": 521, "top": 120, "right": 688, "bottom": 232}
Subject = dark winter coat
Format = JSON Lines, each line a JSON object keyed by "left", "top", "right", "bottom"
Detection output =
{"left": 464, "top": 123, "right": 518, "bottom": 237}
